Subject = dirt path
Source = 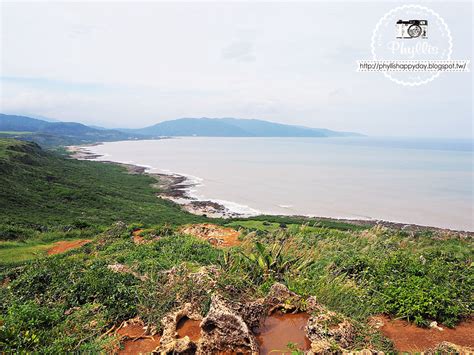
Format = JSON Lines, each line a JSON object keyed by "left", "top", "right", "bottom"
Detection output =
{"left": 377, "top": 316, "right": 474, "bottom": 352}
{"left": 47, "top": 239, "right": 92, "bottom": 255}
{"left": 180, "top": 223, "right": 241, "bottom": 247}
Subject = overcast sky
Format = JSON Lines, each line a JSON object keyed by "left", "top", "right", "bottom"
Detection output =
{"left": 0, "top": 1, "right": 472, "bottom": 137}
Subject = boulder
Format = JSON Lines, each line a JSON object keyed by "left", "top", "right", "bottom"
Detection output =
{"left": 198, "top": 294, "right": 259, "bottom": 354}
{"left": 305, "top": 305, "right": 355, "bottom": 353}
{"left": 264, "top": 282, "right": 302, "bottom": 314}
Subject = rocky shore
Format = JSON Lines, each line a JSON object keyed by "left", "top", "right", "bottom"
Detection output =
{"left": 67, "top": 145, "right": 243, "bottom": 219}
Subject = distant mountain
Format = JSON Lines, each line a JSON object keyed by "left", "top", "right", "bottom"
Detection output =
{"left": 3, "top": 112, "right": 61, "bottom": 122}
{"left": 0, "top": 114, "right": 144, "bottom": 146}
{"left": 122, "top": 117, "right": 363, "bottom": 138}
{"left": 0, "top": 114, "right": 363, "bottom": 147}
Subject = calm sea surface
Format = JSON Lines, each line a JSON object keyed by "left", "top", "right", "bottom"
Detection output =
{"left": 86, "top": 137, "right": 473, "bottom": 231}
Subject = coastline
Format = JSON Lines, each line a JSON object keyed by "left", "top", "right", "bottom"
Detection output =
{"left": 67, "top": 144, "right": 244, "bottom": 218}
{"left": 67, "top": 144, "right": 474, "bottom": 236}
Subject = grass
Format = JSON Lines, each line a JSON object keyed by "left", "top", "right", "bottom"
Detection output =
{"left": 0, "top": 241, "right": 53, "bottom": 264}
{"left": 0, "top": 137, "right": 203, "bottom": 264}
{"left": 0, "top": 138, "right": 204, "bottom": 230}
{"left": 0, "top": 237, "right": 93, "bottom": 265}
{"left": 2, "top": 222, "right": 471, "bottom": 352}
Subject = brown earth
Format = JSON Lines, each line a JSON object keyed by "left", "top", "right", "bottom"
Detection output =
{"left": 180, "top": 223, "right": 242, "bottom": 247}
{"left": 256, "top": 312, "right": 311, "bottom": 354}
{"left": 377, "top": 316, "right": 474, "bottom": 352}
{"left": 47, "top": 239, "right": 92, "bottom": 255}
{"left": 116, "top": 320, "right": 160, "bottom": 355}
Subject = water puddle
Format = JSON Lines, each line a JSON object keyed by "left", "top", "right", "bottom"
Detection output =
{"left": 116, "top": 322, "right": 160, "bottom": 354}
{"left": 377, "top": 316, "right": 474, "bottom": 352}
{"left": 256, "top": 312, "right": 311, "bottom": 354}
{"left": 176, "top": 317, "right": 201, "bottom": 342}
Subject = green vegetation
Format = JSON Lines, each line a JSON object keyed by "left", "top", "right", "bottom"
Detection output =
{"left": 0, "top": 138, "right": 203, "bottom": 233}
{"left": 0, "top": 138, "right": 472, "bottom": 352}
{"left": 0, "top": 240, "right": 54, "bottom": 264}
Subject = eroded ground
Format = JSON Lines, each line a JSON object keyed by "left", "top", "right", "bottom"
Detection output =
{"left": 47, "top": 239, "right": 92, "bottom": 255}
{"left": 179, "top": 223, "right": 242, "bottom": 247}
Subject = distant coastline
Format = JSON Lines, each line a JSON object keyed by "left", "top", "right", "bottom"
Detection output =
{"left": 68, "top": 143, "right": 474, "bottom": 236}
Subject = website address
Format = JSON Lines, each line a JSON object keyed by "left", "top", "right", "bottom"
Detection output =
{"left": 357, "top": 60, "right": 470, "bottom": 72}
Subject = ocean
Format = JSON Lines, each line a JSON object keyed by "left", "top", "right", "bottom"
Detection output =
{"left": 85, "top": 137, "right": 473, "bottom": 231}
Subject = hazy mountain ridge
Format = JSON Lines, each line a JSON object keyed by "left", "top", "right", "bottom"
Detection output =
{"left": 0, "top": 114, "right": 363, "bottom": 146}
{"left": 0, "top": 114, "right": 144, "bottom": 146}
{"left": 122, "top": 117, "right": 363, "bottom": 137}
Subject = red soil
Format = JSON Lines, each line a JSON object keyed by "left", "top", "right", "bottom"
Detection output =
{"left": 378, "top": 316, "right": 474, "bottom": 352}
{"left": 47, "top": 239, "right": 92, "bottom": 255}
{"left": 176, "top": 317, "right": 201, "bottom": 342}
{"left": 256, "top": 312, "right": 311, "bottom": 354}
{"left": 180, "top": 223, "right": 241, "bottom": 247}
{"left": 116, "top": 322, "right": 160, "bottom": 355}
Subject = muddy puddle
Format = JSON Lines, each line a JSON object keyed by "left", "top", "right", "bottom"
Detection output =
{"left": 378, "top": 316, "right": 474, "bottom": 352}
{"left": 116, "top": 322, "right": 160, "bottom": 354}
{"left": 256, "top": 312, "right": 311, "bottom": 354}
{"left": 176, "top": 317, "right": 201, "bottom": 342}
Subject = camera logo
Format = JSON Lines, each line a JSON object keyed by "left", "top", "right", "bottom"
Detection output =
{"left": 396, "top": 19, "right": 428, "bottom": 39}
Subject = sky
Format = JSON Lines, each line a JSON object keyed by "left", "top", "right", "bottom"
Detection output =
{"left": 0, "top": 1, "right": 472, "bottom": 137}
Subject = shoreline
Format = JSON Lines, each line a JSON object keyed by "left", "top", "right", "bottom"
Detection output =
{"left": 67, "top": 144, "right": 474, "bottom": 236}
{"left": 67, "top": 144, "right": 245, "bottom": 218}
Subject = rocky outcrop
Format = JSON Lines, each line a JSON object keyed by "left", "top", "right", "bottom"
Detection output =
{"left": 145, "top": 282, "right": 360, "bottom": 354}
{"left": 264, "top": 282, "right": 302, "bottom": 314}
{"left": 305, "top": 299, "right": 356, "bottom": 353}
{"left": 198, "top": 294, "right": 259, "bottom": 354}
{"left": 153, "top": 303, "right": 202, "bottom": 354}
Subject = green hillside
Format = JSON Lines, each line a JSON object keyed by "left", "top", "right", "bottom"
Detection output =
{"left": 0, "top": 138, "right": 202, "bottom": 231}
{"left": 0, "top": 114, "right": 145, "bottom": 146}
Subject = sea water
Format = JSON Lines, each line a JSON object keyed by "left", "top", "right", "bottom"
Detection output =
{"left": 85, "top": 137, "right": 473, "bottom": 231}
